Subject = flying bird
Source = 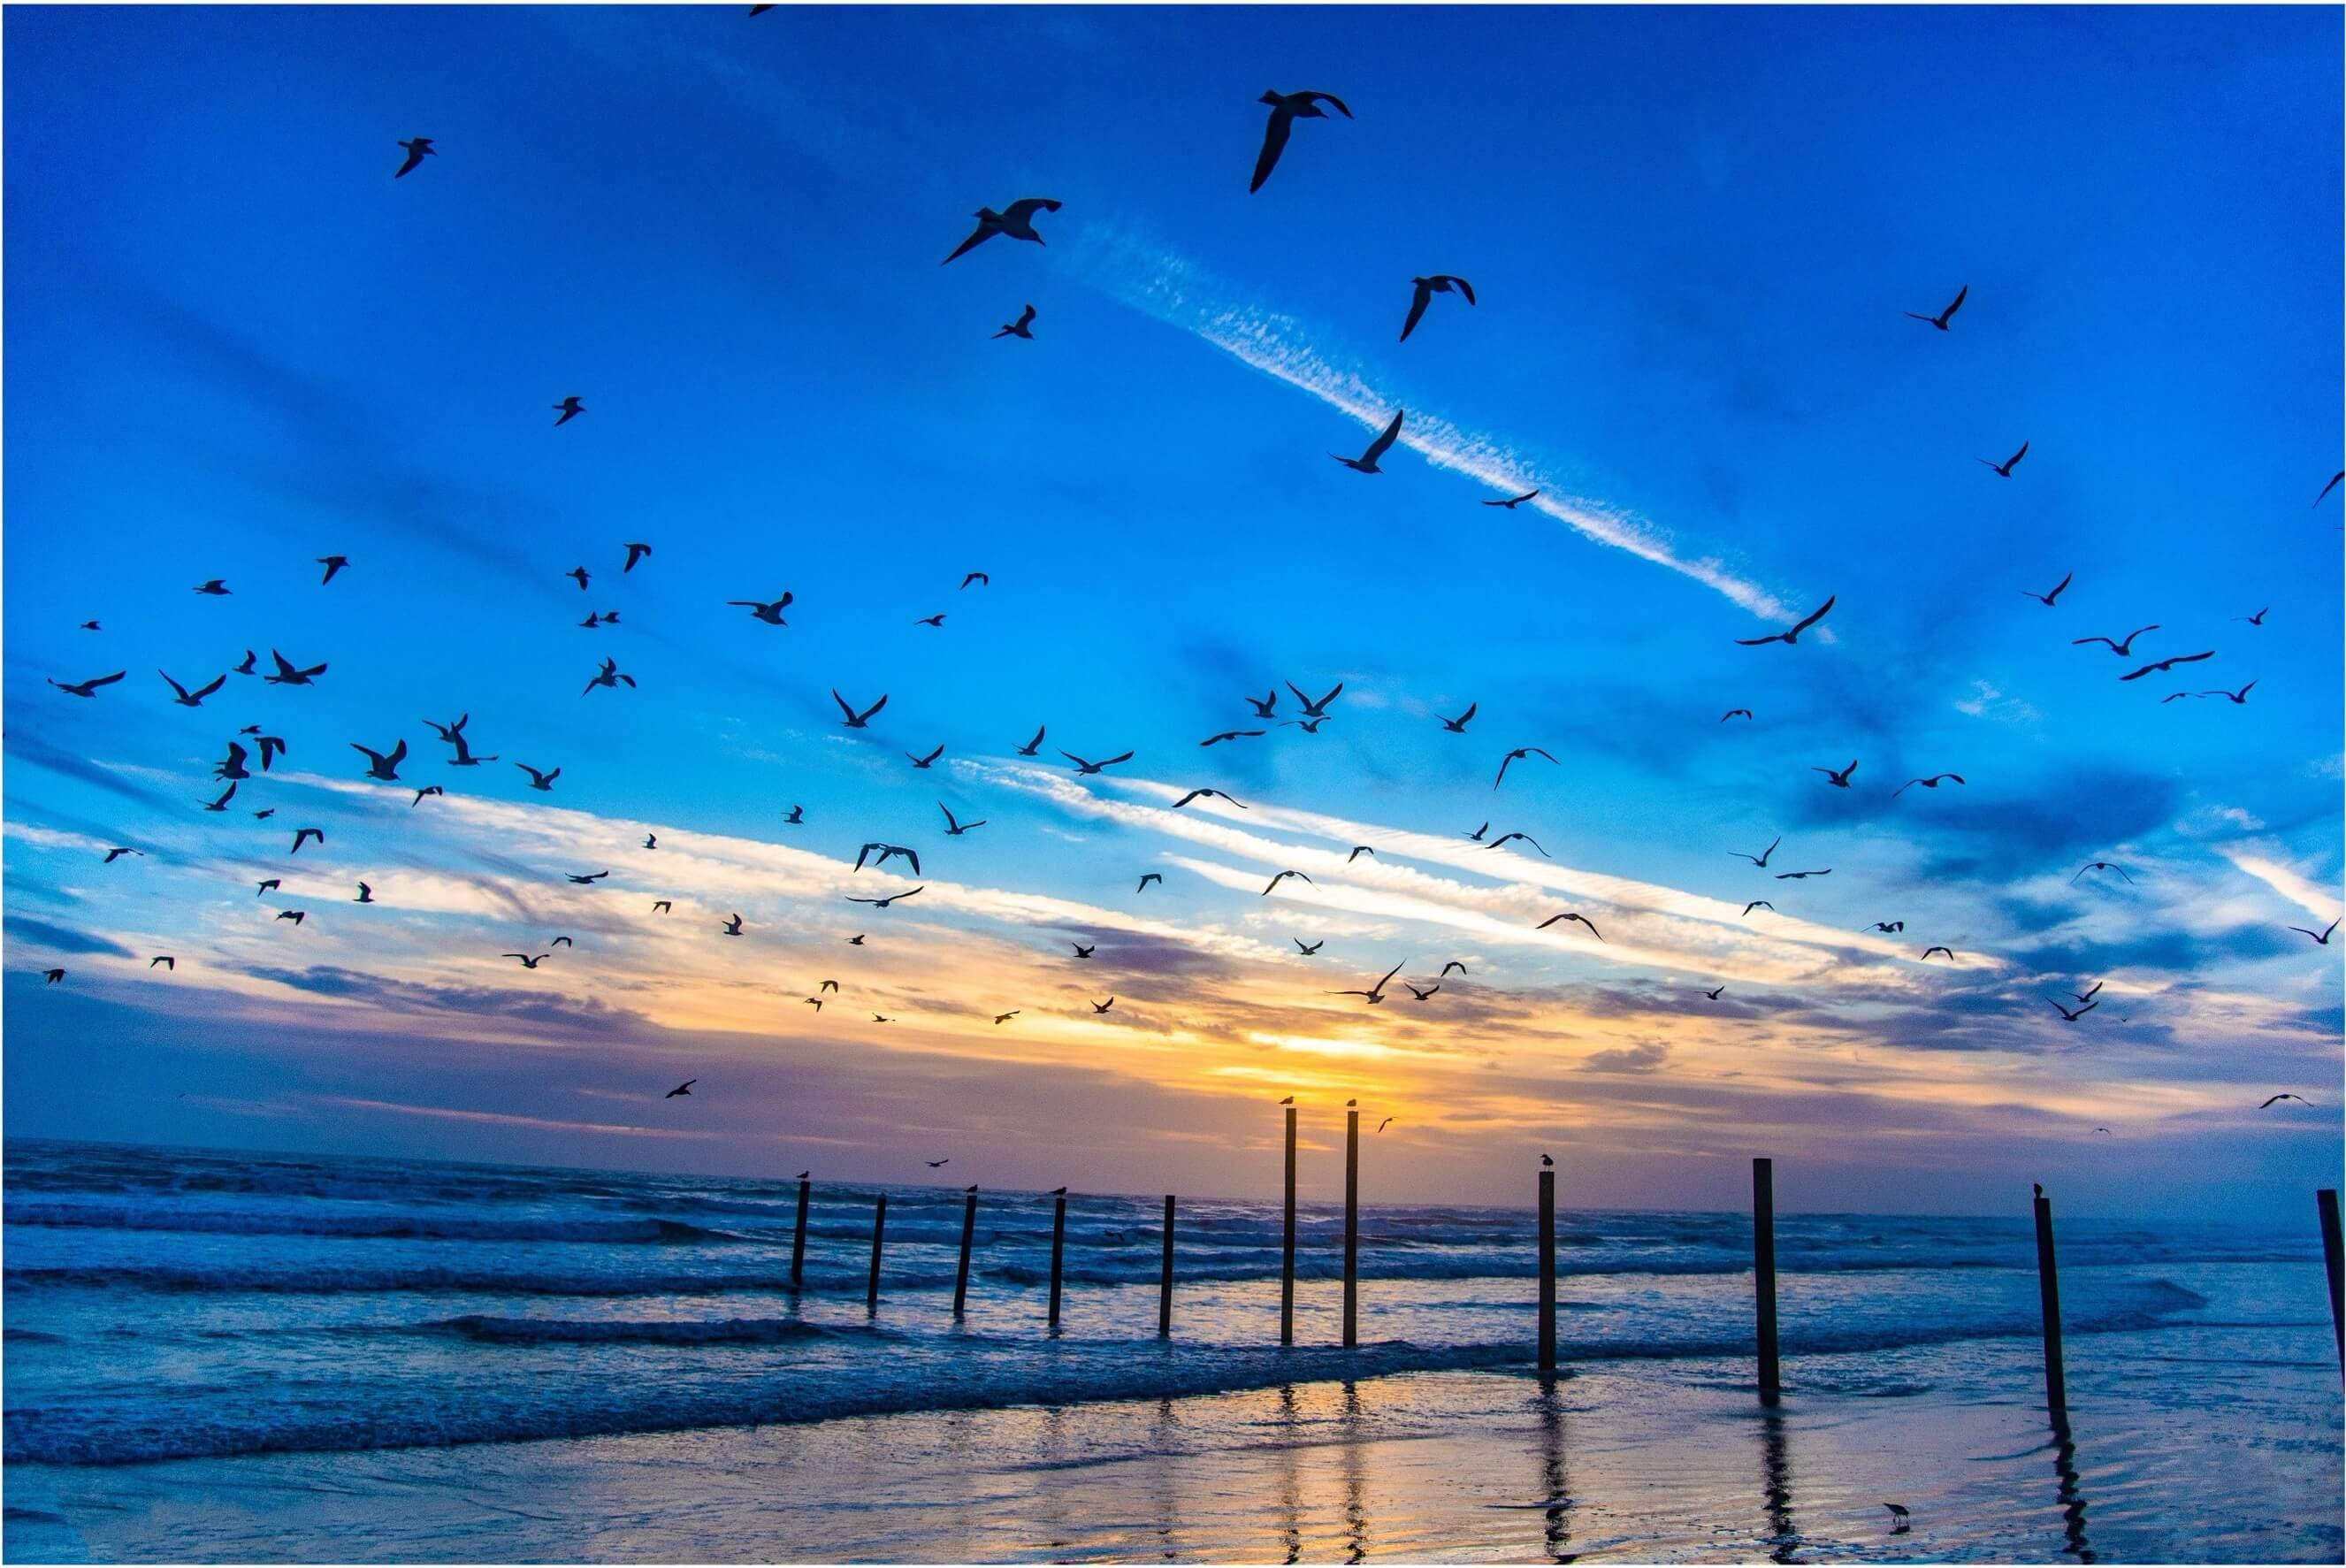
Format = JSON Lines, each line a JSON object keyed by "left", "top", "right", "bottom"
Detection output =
{"left": 623, "top": 542, "right": 651, "bottom": 572}
{"left": 2197, "top": 681, "right": 2258, "bottom": 705}
{"left": 1346, "top": 846, "right": 1375, "bottom": 863}
{"left": 202, "top": 783, "right": 237, "bottom": 812}
{"left": 1071, "top": 943, "right": 1095, "bottom": 959}
{"left": 1398, "top": 274, "right": 1475, "bottom": 342}
{"left": 1331, "top": 409, "right": 1404, "bottom": 474}
{"left": 1060, "top": 748, "right": 1134, "bottom": 775}
{"left": 914, "top": 614, "right": 946, "bottom": 628}
{"left": 1922, "top": 946, "right": 1955, "bottom": 961}
{"left": 291, "top": 828, "right": 325, "bottom": 854}
{"left": 1484, "top": 490, "right": 1539, "bottom": 509}
{"left": 1466, "top": 822, "right": 1489, "bottom": 841}
{"left": 103, "top": 847, "right": 142, "bottom": 864}
{"left": 2072, "top": 624, "right": 2158, "bottom": 656}
{"left": 553, "top": 396, "right": 585, "bottom": 425}
{"left": 1295, "top": 939, "right": 1323, "bottom": 955}
{"left": 2073, "top": 982, "right": 2104, "bottom": 1004}
{"left": 1136, "top": 874, "right": 1162, "bottom": 891}
{"left": 1729, "top": 837, "right": 1781, "bottom": 868}
{"left": 1706, "top": 985, "right": 1726, "bottom": 1000}
{"left": 233, "top": 650, "right": 256, "bottom": 675}
{"left": 832, "top": 690, "right": 889, "bottom": 728}
{"left": 263, "top": 649, "right": 327, "bottom": 686}
{"left": 1487, "top": 832, "right": 1548, "bottom": 856}
{"left": 394, "top": 137, "right": 435, "bottom": 177}
{"left": 1494, "top": 746, "right": 1556, "bottom": 789}
{"left": 1262, "top": 870, "right": 1312, "bottom": 897}
{"left": 1775, "top": 868, "right": 1831, "bottom": 881}
{"left": 503, "top": 953, "right": 550, "bottom": 968}
{"left": 150, "top": 956, "right": 175, "bottom": 970}
{"left": 729, "top": 593, "right": 793, "bottom": 624}
{"left": 2047, "top": 998, "right": 2098, "bottom": 1022}
{"left": 1378, "top": 1118, "right": 1394, "bottom": 1132}
{"left": 1813, "top": 760, "right": 1859, "bottom": 788}
{"left": 43, "top": 969, "right": 64, "bottom": 984}
{"left": 158, "top": 669, "right": 225, "bottom": 708}
{"left": 1720, "top": 708, "right": 1753, "bottom": 722}
{"left": 48, "top": 670, "right": 126, "bottom": 699}
{"left": 1742, "top": 900, "right": 1774, "bottom": 917}
{"left": 276, "top": 909, "right": 307, "bottom": 926}
{"left": 1736, "top": 595, "right": 1835, "bottom": 646}
{"left": 941, "top": 197, "right": 1062, "bottom": 264}
{"left": 1201, "top": 730, "right": 1265, "bottom": 746}
{"left": 906, "top": 744, "right": 944, "bottom": 769}
{"left": 961, "top": 572, "right": 989, "bottom": 590}
{"left": 1329, "top": 960, "right": 1407, "bottom": 1005}
{"left": 1016, "top": 725, "right": 1045, "bottom": 756}
{"left": 1893, "top": 773, "right": 1966, "bottom": 796}
{"left": 2286, "top": 919, "right": 2339, "bottom": 945}
{"left": 566, "top": 567, "right": 591, "bottom": 591}
{"left": 644, "top": 834, "right": 657, "bottom": 849}
{"left": 2235, "top": 608, "right": 2269, "bottom": 626}
{"left": 1250, "top": 89, "right": 1351, "bottom": 193}
{"left": 1439, "top": 701, "right": 1478, "bottom": 733}
{"left": 1868, "top": 922, "right": 1906, "bottom": 934}
{"left": 2021, "top": 571, "right": 2073, "bottom": 607}
{"left": 2314, "top": 471, "right": 2343, "bottom": 509}
{"left": 565, "top": 871, "right": 611, "bottom": 885}
{"left": 1440, "top": 961, "right": 1465, "bottom": 976}
{"left": 1904, "top": 283, "right": 1967, "bottom": 330}
{"left": 845, "top": 887, "right": 923, "bottom": 909}
{"left": 820, "top": 981, "right": 838, "bottom": 993}
{"left": 214, "top": 742, "right": 251, "bottom": 781}
{"left": 721, "top": 914, "right": 745, "bottom": 935}
{"left": 1979, "top": 440, "right": 2029, "bottom": 478}
{"left": 350, "top": 739, "right": 408, "bottom": 781}
{"left": 354, "top": 882, "right": 374, "bottom": 904}
{"left": 652, "top": 900, "right": 672, "bottom": 914}
{"left": 582, "top": 657, "right": 636, "bottom": 696}
{"left": 994, "top": 304, "right": 1037, "bottom": 340}
{"left": 2071, "top": 861, "right": 2135, "bottom": 885}
{"left": 516, "top": 763, "right": 561, "bottom": 792}
{"left": 666, "top": 1081, "right": 695, "bottom": 1098}
{"left": 1535, "top": 912, "right": 1604, "bottom": 941}
{"left": 1403, "top": 983, "right": 1440, "bottom": 1001}
{"left": 1287, "top": 680, "right": 1343, "bottom": 718}
{"left": 1173, "top": 787, "right": 1245, "bottom": 810}
{"left": 2261, "top": 1093, "right": 2312, "bottom": 1108}
{"left": 805, "top": 998, "right": 822, "bottom": 1012}
{"left": 193, "top": 579, "right": 232, "bottom": 596}
{"left": 1091, "top": 998, "right": 1114, "bottom": 1013}
{"left": 550, "top": 937, "right": 573, "bottom": 947}
{"left": 993, "top": 1011, "right": 1019, "bottom": 1025}
{"left": 317, "top": 555, "right": 348, "bottom": 585}
{"left": 1245, "top": 691, "right": 1278, "bottom": 718}
{"left": 783, "top": 806, "right": 804, "bottom": 824}
{"left": 938, "top": 803, "right": 986, "bottom": 836}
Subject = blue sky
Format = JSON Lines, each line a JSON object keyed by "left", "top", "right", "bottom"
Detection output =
{"left": 4, "top": 4, "right": 2339, "bottom": 1219}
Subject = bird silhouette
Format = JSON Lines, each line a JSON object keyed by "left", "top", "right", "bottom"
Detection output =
{"left": 1329, "top": 960, "right": 1406, "bottom": 1005}
{"left": 48, "top": 670, "right": 126, "bottom": 699}
{"left": 2235, "top": 607, "right": 2269, "bottom": 626}
{"left": 914, "top": 614, "right": 946, "bottom": 628}
{"left": 1484, "top": 489, "right": 1540, "bottom": 509}
{"left": 938, "top": 803, "right": 986, "bottom": 836}
{"left": 1535, "top": 912, "right": 1604, "bottom": 941}
{"left": 159, "top": 669, "right": 225, "bottom": 708}
{"left": 846, "top": 887, "right": 922, "bottom": 909}
{"left": 1720, "top": 708, "right": 1754, "bottom": 722}
{"left": 1705, "top": 985, "right": 1726, "bottom": 1000}
{"left": 351, "top": 739, "right": 408, "bottom": 781}
{"left": 1742, "top": 900, "right": 1774, "bottom": 917}
{"left": 1262, "top": 870, "right": 1312, "bottom": 897}
{"left": 1136, "top": 874, "right": 1162, "bottom": 892}
{"left": 993, "top": 1011, "right": 1019, "bottom": 1025}
{"left": 942, "top": 197, "right": 1061, "bottom": 264}
{"left": 1904, "top": 283, "right": 1966, "bottom": 330}
{"left": 1399, "top": 274, "right": 1475, "bottom": 341}
{"left": 721, "top": 914, "right": 745, "bottom": 935}
{"left": 1072, "top": 943, "right": 1094, "bottom": 959}
{"left": 1494, "top": 746, "right": 1557, "bottom": 789}
{"left": 1775, "top": 868, "right": 1831, "bottom": 881}
{"left": 516, "top": 763, "right": 561, "bottom": 792}
{"left": 994, "top": 304, "right": 1037, "bottom": 340}
{"left": 729, "top": 593, "right": 793, "bottom": 625}
{"left": 832, "top": 690, "right": 888, "bottom": 728}
{"left": 1347, "top": 846, "right": 1375, "bottom": 863}
{"left": 1922, "top": 945, "right": 1955, "bottom": 961}
{"left": 553, "top": 396, "right": 585, "bottom": 425}
{"left": 1979, "top": 440, "right": 2029, "bottom": 478}
{"left": 623, "top": 542, "right": 651, "bottom": 572}
{"left": 43, "top": 969, "right": 64, "bottom": 984}
{"left": 2072, "top": 861, "right": 2135, "bottom": 884}
{"left": 193, "top": 578, "right": 232, "bottom": 596}
{"left": 291, "top": 828, "right": 325, "bottom": 854}
{"left": 566, "top": 871, "right": 611, "bottom": 885}
{"left": 1893, "top": 773, "right": 1965, "bottom": 796}
{"left": 354, "top": 882, "right": 374, "bottom": 904}
{"left": 503, "top": 952, "right": 551, "bottom": 969}
{"left": 2314, "top": 471, "right": 2343, "bottom": 509}
{"left": 394, "top": 137, "right": 435, "bottom": 177}
{"left": 103, "top": 847, "right": 142, "bottom": 864}
{"left": 264, "top": 649, "right": 327, "bottom": 686}
{"left": 276, "top": 909, "right": 307, "bottom": 926}
{"left": 1061, "top": 748, "right": 1134, "bottom": 775}
{"left": 906, "top": 744, "right": 944, "bottom": 769}
{"left": 2286, "top": 919, "right": 2339, "bottom": 945}
{"left": 2197, "top": 681, "right": 2258, "bottom": 705}
{"left": 1486, "top": 832, "right": 1548, "bottom": 856}
{"left": 1244, "top": 691, "right": 1278, "bottom": 718}
{"left": 214, "top": 742, "right": 251, "bottom": 781}
{"left": 961, "top": 572, "right": 989, "bottom": 590}
{"left": 1016, "top": 725, "right": 1046, "bottom": 756}
{"left": 1295, "top": 939, "right": 1323, "bottom": 955}
{"left": 1403, "top": 983, "right": 1440, "bottom": 1001}
{"left": 665, "top": 1081, "right": 695, "bottom": 1098}
{"left": 1250, "top": 89, "right": 1350, "bottom": 193}
{"left": 582, "top": 657, "right": 636, "bottom": 696}
{"left": 1092, "top": 998, "right": 1114, "bottom": 1013}
{"left": 2072, "top": 624, "right": 2157, "bottom": 655}
{"left": 1173, "top": 787, "right": 1245, "bottom": 810}
{"left": 2021, "top": 571, "right": 2073, "bottom": 607}
{"left": 1439, "top": 702, "right": 1478, "bottom": 733}
{"left": 150, "top": 956, "right": 175, "bottom": 970}
{"left": 1332, "top": 409, "right": 1404, "bottom": 473}
{"left": 202, "top": 782, "right": 238, "bottom": 812}
{"left": 1440, "top": 961, "right": 1466, "bottom": 976}
{"left": 2048, "top": 998, "right": 2098, "bottom": 1022}
{"left": 317, "top": 555, "right": 348, "bottom": 584}
{"left": 1868, "top": 921, "right": 1905, "bottom": 933}
{"left": 2261, "top": 1093, "right": 2312, "bottom": 1108}
{"left": 1729, "top": 836, "right": 1781, "bottom": 868}
{"left": 1814, "top": 759, "right": 1859, "bottom": 788}
{"left": 1736, "top": 595, "right": 1835, "bottom": 646}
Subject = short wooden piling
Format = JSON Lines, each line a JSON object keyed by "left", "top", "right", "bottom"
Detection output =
{"left": 1280, "top": 1105, "right": 1297, "bottom": 1346}
{"left": 1753, "top": 1157, "right": 1779, "bottom": 1400}
{"left": 2318, "top": 1189, "right": 2342, "bottom": 1369}
{"left": 866, "top": 1193, "right": 887, "bottom": 1310}
{"left": 1047, "top": 1189, "right": 1068, "bottom": 1328}
{"left": 1342, "top": 1106, "right": 1359, "bottom": 1349}
{"left": 791, "top": 1174, "right": 810, "bottom": 1288}
{"left": 1158, "top": 1194, "right": 1176, "bottom": 1338}
{"left": 1538, "top": 1166, "right": 1557, "bottom": 1373}
{"left": 2034, "top": 1184, "right": 2067, "bottom": 1414}
{"left": 952, "top": 1187, "right": 978, "bottom": 1318}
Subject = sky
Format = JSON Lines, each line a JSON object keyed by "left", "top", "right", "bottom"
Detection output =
{"left": 4, "top": 4, "right": 2340, "bottom": 1220}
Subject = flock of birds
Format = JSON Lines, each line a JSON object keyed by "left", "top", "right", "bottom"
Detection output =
{"left": 29, "top": 58, "right": 2341, "bottom": 1164}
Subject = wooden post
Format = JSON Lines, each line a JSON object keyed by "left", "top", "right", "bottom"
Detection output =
{"left": 952, "top": 1188, "right": 978, "bottom": 1319}
{"left": 1342, "top": 1107, "right": 1359, "bottom": 1348}
{"left": 2034, "top": 1184, "right": 2067, "bottom": 1414}
{"left": 1280, "top": 1105, "right": 1297, "bottom": 1346}
{"left": 791, "top": 1174, "right": 809, "bottom": 1288}
{"left": 1753, "top": 1157, "right": 1779, "bottom": 1401}
{"left": 1538, "top": 1166, "right": 1557, "bottom": 1373}
{"left": 1158, "top": 1194, "right": 1176, "bottom": 1338}
{"left": 866, "top": 1193, "right": 886, "bottom": 1310}
{"left": 1048, "top": 1190, "right": 1068, "bottom": 1328}
{"left": 2318, "top": 1189, "right": 2342, "bottom": 1369}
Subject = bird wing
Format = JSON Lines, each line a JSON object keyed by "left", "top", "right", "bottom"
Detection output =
{"left": 941, "top": 222, "right": 992, "bottom": 265}
{"left": 1399, "top": 281, "right": 1432, "bottom": 342}
{"left": 1002, "top": 197, "right": 1060, "bottom": 222}
{"left": 1362, "top": 410, "right": 1403, "bottom": 463}
{"left": 1305, "top": 90, "right": 1353, "bottom": 117}
{"left": 1791, "top": 595, "right": 1835, "bottom": 635}
{"left": 1734, "top": 631, "right": 1787, "bottom": 646}
{"left": 1249, "top": 106, "right": 1293, "bottom": 193}
{"left": 1943, "top": 284, "right": 1967, "bottom": 320}
{"left": 1446, "top": 276, "right": 1476, "bottom": 305}
{"left": 1015, "top": 304, "right": 1036, "bottom": 328}
{"left": 1100, "top": 751, "right": 1135, "bottom": 767}
{"left": 1458, "top": 702, "right": 1478, "bottom": 724}
{"left": 2070, "top": 637, "right": 2116, "bottom": 650}
{"left": 159, "top": 670, "right": 190, "bottom": 700}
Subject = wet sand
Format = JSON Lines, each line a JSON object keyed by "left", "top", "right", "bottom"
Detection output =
{"left": 9, "top": 1319, "right": 2339, "bottom": 1563}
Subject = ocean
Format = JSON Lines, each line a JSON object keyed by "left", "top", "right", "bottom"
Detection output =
{"left": 4, "top": 1138, "right": 2340, "bottom": 1561}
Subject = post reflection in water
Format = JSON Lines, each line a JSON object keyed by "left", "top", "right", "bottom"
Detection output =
{"left": 1341, "top": 1381, "right": 1369, "bottom": 1565}
{"left": 1536, "top": 1378, "right": 1576, "bottom": 1564}
{"left": 2051, "top": 1416, "right": 2095, "bottom": 1563}
{"left": 1277, "top": 1384, "right": 1303, "bottom": 1566}
{"left": 1761, "top": 1407, "right": 1800, "bottom": 1564}
{"left": 1149, "top": 1396, "right": 1180, "bottom": 1561}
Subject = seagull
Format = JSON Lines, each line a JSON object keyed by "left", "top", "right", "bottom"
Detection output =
{"left": 643, "top": 834, "right": 657, "bottom": 850}
{"left": 2286, "top": 919, "right": 2339, "bottom": 945}
{"left": 202, "top": 782, "right": 237, "bottom": 812}
{"left": 1070, "top": 943, "right": 1096, "bottom": 960}
{"left": 728, "top": 593, "right": 793, "bottom": 624}
{"left": 1331, "top": 409, "right": 1404, "bottom": 474}
{"left": 721, "top": 914, "right": 745, "bottom": 935}
{"left": 1540, "top": 1154, "right": 1553, "bottom": 1168}
{"left": 1089, "top": 998, "right": 1114, "bottom": 1013}
{"left": 1250, "top": 89, "right": 1351, "bottom": 193}
{"left": 1346, "top": 846, "right": 1375, "bottom": 863}
{"left": 566, "top": 567, "right": 591, "bottom": 591}
{"left": 941, "top": 197, "right": 1062, "bottom": 264}
{"left": 1330, "top": 960, "right": 1406, "bottom": 1005}
{"left": 1868, "top": 922, "right": 1905, "bottom": 933}
{"left": 1281, "top": 715, "right": 1329, "bottom": 734}
{"left": 2021, "top": 571, "right": 2073, "bottom": 607}
{"left": 277, "top": 909, "right": 307, "bottom": 926}
{"left": 2197, "top": 681, "right": 2258, "bottom": 705}
{"left": 1720, "top": 708, "right": 1754, "bottom": 722}
{"left": 1399, "top": 274, "right": 1475, "bottom": 342}
{"left": 819, "top": 980, "right": 838, "bottom": 993}
{"left": 48, "top": 670, "right": 126, "bottom": 699}
{"left": 1775, "top": 868, "right": 1832, "bottom": 881}
{"left": 1466, "top": 822, "right": 1490, "bottom": 842}
{"left": 291, "top": 827, "right": 325, "bottom": 853}
{"left": 103, "top": 847, "right": 142, "bottom": 864}
{"left": 214, "top": 742, "right": 251, "bottom": 781}
{"left": 1729, "top": 836, "right": 1781, "bottom": 868}
{"left": 316, "top": 555, "right": 349, "bottom": 585}
{"left": 1535, "top": 912, "right": 1604, "bottom": 941}
{"left": 1136, "top": 874, "right": 1162, "bottom": 891}
{"left": 150, "top": 956, "right": 175, "bottom": 970}
{"left": 1706, "top": 985, "right": 1726, "bottom": 1000}
{"left": 1403, "top": 983, "right": 1440, "bottom": 1001}
{"left": 263, "top": 649, "right": 327, "bottom": 686}
{"left": 870, "top": 1012, "right": 888, "bottom": 1021}
{"left": 1440, "top": 961, "right": 1465, "bottom": 976}
{"left": 1883, "top": 1503, "right": 1912, "bottom": 1533}
{"left": 1262, "top": 870, "right": 1312, "bottom": 897}
{"left": 2072, "top": 982, "right": 2104, "bottom": 1004}
{"left": 2071, "top": 861, "right": 2134, "bottom": 884}
{"left": 394, "top": 136, "right": 435, "bottom": 177}
{"left": 1287, "top": 681, "right": 1343, "bottom": 719}
{"left": 1922, "top": 946, "right": 1955, "bottom": 961}
{"left": 1061, "top": 749, "right": 1134, "bottom": 775}
{"left": 233, "top": 650, "right": 256, "bottom": 675}
{"left": 2315, "top": 471, "right": 2343, "bottom": 509}
{"left": 914, "top": 614, "right": 946, "bottom": 628}
{"left": 1484, "top": 490, "right": 1539, "bottom": 509}
{"left": 2048, "top": 998, "right": 2098, "bottom": 1022}
{"left": 1278, "top": 1096, "right": 1295, "bottom": 1105}
{"left": 961, "top": 572, "right": 989, "bottom": 590}
{"left": 846, "top": 887, "right": 923, "bottom": 909}
{"left": 566, "top": 871, "right": 611, "bottom": 885}
{"left": 1487, "top": 832, "right": 1548, "bottom": 856}
{"left": 1893, "top": 773, "right": 1966, "bottom": 796}
{"left": 665, "top": 1081, "right": 695, "bottom": 1098}
{"left": 582, "top": 657, "right": 636, "bottom": 696}
{"left": 1979, "top": 440, "right": 2029, "bottom": 478}
{"left": 1742, "top": 900, "right": 1774, "bottom": 917}
{"left": 783, "top": 805, "right": 804, "bottom": 824}
{"left": 1904, "top": 283, "right": 1967, "bottom": 330}
{"left": 1173, "top": 787, "right": 1245, "bottom": 809}
{"left": 2235, "top": 608, "right": 2269, "bottom": 626}
{"left": 1295, "top": 939, "right": 1324, "bottom": 955}
{"left": 2261, "top": 1093, "right": 2312, "bottom": 1108}
{"left": 553, "top": 396, "right": 585, "bottom": 426}
{"left": 354, "top": 882, "right": 375, "bottom": 904}
{"left": 503, "top": 952, "right": 551, "bottom": 968}
{"left": 1016, "top": 725, "right": 1045, "bottom": 756}
{"left": 805, "top": 997, "right": 823, "bottom": 1012}
{"left": 1378, "top": 1117, "right": 1394, "bottom": 1132}
{"left": 255, "top": 734, "right": 287, "bottom": 770}
{"left": 193, "top": 578, "right": 232, "bottom": 596}
{"left": 516, "top": 763, "right": 561, "bottom": 792}
{"left": 550, "top": 937, "right": 573, "bottom": 948}
{"left": 993, "top": 1011, "right": 1020, "bottom": 1025}
{"left": 906, "top": 744, "right": 944, "bottom": 769}
{"left": 994, "top": 304, "right": 1037, "bottom": 340}
{"left": 2072, "top": 624, "right": 2158, "bottom": 655}
{"left": 938, "top": 802, "right": 986, "bottom": 836}
{"left": 1813, "top": 760, "right": 1859, "bottom": 788}
{"left": 1494, "top": 746, "right": 1557, "bottom": 789}
{"left": 159, "top": 669, "right": 225, "bottom": 708}
{"left": 849, "top": 936, "right": 866, "bottom": 945}
{"left": 652, "top": 900, "right": 672, "bottom": 914}
{"left": 832, "top": 690, "right": 888, "bottom": 729}
{"left": 43, "top": 969, "right": 64, "bottom": 984}
{"left": 2129, "top": 647, "right": 2214, "bottom": 680}
{"left": 1735, "top": 595, "right": 1834, "bottom": 646}
{"left": 1439, "top": 701, "right": 1478, "bottom": 733}
{"left": 350, "top": 739, "right": 408, "bottom": 781}
{"left": 78, "top": 620, "right": 99, "bottom": 631}
{"left": 1244, "top": 691, "right": 1278, "bottom": 718}
{"left": 623, "top": 542, "right": 652, "bottom": 572}
{"left": 1201, "top": 729, "right": 1265, "bottom": 746}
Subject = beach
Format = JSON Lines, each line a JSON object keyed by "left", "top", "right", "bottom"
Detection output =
{"left": 4, "top": 1140, "right": 2339, "bottom": 1561}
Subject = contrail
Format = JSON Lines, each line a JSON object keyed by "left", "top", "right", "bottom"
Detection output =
{"left": 1061, "top": 222, "right": 1799, "bottom": 623}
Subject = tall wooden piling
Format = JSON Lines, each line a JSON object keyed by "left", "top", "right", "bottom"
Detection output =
{"left": 1538, "top": 1166, "right": 1557, "bottom": 1373}
{"left": 866, "top": 1193, "right": 887, "bottom": 1310}
{"left": 791, "top": 1174, "right": 810, "bottom": 1288}
{"left": 1047, "top": 1189, "right": 1068, "bottom": 1328}
{"left": 2034, "top": 1184, "right": 2067, "bottom": 1414}
{"left": 2318, "top": 1189, "right": 2342, "bottom": 1368}
{"left": 1280, "top": 1105, "right": 1298, "bottom": 1346}
{"left": 1342, "top": 1107, "right": 1359, "bottom": 1348}
{"left": 1158, "top": 1194, "right": 1177, "bottom": 1338}
{"left": 952, "top": 1188, "right": 978, "bottom": 1318}
{"left": 1752, "top": 1157, "right": 1780, "bottom": 1400}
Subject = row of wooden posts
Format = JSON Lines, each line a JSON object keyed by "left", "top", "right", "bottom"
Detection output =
{"left": 786, "top": 1109, "right": 2346, "bottom": 1399}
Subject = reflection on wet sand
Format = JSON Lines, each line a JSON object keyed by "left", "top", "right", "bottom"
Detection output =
{"left": 1761, "top": 1407, "right": 1800, "bottom": 1564}
{"left": 1537, "top": 1378, "right": 1576, "bottom": 1563}
{"left": 1341, "top": 1381, "right": 1369, "bottom": 1564}
{"left": 1277, "top": 1384, "right": 1302, "bottom": 1565}
{"left": 2052, "top": 1416, "right": 2095, "bottom": 1563}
